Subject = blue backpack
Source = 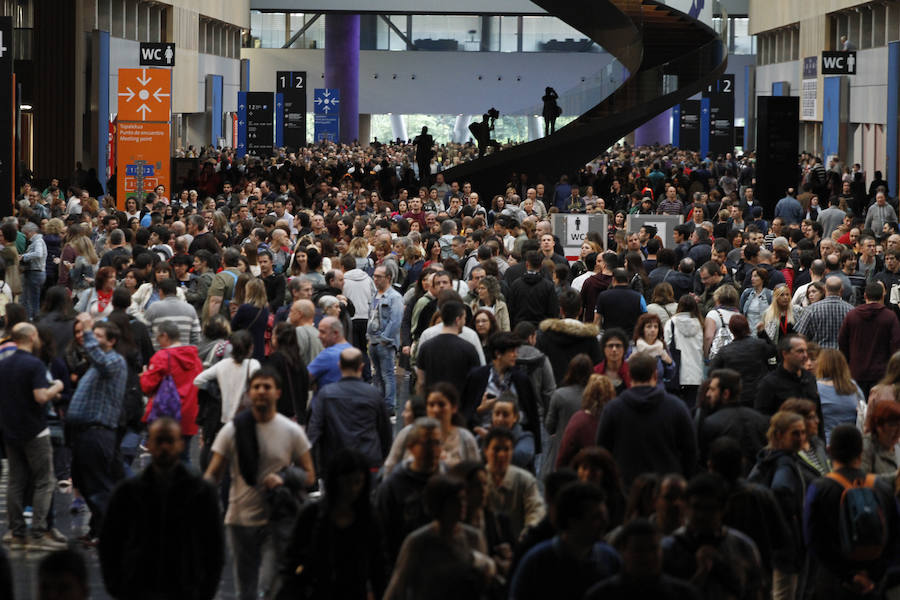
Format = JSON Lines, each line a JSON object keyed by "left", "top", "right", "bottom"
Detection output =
{"left": 826, "top": 472, "right": 888, "bottom": 561}
{"left": 147, "top": 352, "right": 182, "bottom": 422}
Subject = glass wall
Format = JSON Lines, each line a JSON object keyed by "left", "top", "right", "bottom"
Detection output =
{"left": 248, "top": 11, "right": 600, "bottom": 53}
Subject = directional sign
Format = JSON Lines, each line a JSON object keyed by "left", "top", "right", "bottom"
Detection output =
{"left": 703, "top": 75, "right": 735, "bottom": 156}
{"left": 551, "top": 213, "right": 608, "bottom": 260}
{"left": 139, "top": 42, "right": 175, "bottom": 67}
{"left": 821, "top": 51, "right": 857, "bottom": 75}
{"left": 313, "top": 88, "right": 340, "bottom": 115}
{"left": 117, "top": 68, "right": 171, "bottom": 122}
{"left": 276, "top": 71, "right": 307, "bottom": 149}
{"left": 626, "top": 214, "right": 683, "bottom": 250}
{"left": 116, "top": 121, "right": 169, "bottom": 210}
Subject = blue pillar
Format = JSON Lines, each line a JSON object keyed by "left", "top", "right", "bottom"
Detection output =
{"left": 700, "top": 97, "right": 711, "bottom": 158}
{"left": 672, "top": 105, "right": 682, "bottom": 148}
{"left": 823, "top": 77, "right": 841, "bottom": 160}
{"left": 96, "top": 30, "right": 109, "bottom": 194}
{"left": 634, "top": 108, "right": 672, "bottom": 146}
{"left": 888, "top": 42, "right": 900, "bottom": 199}
{"left": 325, "top": 14, "right": 359, "bottom": 144}
{"left": 772, "top": 82, "right": 788, "bottom": 96}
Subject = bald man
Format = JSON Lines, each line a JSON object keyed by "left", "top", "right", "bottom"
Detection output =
{"left": 308, "top": 317, "right": 353, "bottom": 393}
{"left": 0, "top": 322, "right": 66, "bottom": 550}
{"left": 290, "top": 299, "right": 323, "bottom": 366}
{"left": 307, "top": 347, "right": 392, "bottom": 476}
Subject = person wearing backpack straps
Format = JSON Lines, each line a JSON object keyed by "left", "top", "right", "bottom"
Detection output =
{"left": 202, "top": 247, "right": 242, "bottom": 323}
{"left": 804, "top": 425, "right": 899, "bottom": 600}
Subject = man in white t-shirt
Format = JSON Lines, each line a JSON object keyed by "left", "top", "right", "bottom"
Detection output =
{"left": 205, "top": 367, "right": 315, "bottom": 600}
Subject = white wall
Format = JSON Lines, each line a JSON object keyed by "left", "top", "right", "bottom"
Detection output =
{"left": 848, "top": 47, "right": 887, "bottom": 126}
{"left": 242, "top": 48, "right": 613, "bottom": 115}
{"left": 754, "top": 60, "right": 801, "bottom": 97}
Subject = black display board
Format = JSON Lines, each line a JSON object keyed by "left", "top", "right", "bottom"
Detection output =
{"left": 0, "top": 17, "right": 12, "bottom": 217}
{"left": 704, "top": 75, "right": 735, "bottom": 157}
{"left": 756, "top": 96, "right": 800, "bottom": 214}
{"left": 276, "top": 71, "right": 307, "bottom": 151}
{"left": 246, "top": 92, "right": 274, "bottom": 158}
{"left": 678, "top": 100, "right": 701, "bottom": 151}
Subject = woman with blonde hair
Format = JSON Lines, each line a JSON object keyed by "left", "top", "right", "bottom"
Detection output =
{"left": 816, "top": 348, "right": 864, "bottom": 443}
{"left": 758, "top": 284, "right": 796, "bottom": 346}
{"left": 67, "top": 235, "right": 99, "bottom": 292}
{"left": 556, "top": 374, "right": 615, "bottom": 469}
{"left": 230, "top": 278, "right": 269, "bottom": 361}
{"left": 347, "top": 236, "right": 374, "bottom": 273}
{"left": 570, "top": 240, "right": 602, "bottom": 280}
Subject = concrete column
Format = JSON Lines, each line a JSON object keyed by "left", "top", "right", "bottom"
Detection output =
{"left": 390, "top": 114, "right": 407, "bottom": 142}
{"left": 527, "top": 115, "right": 543, "bottom": 141}
{"left": 325, "top": 14, "right": 360, "bottom": 144}
{"left": 634, "top": 108, "right": 672, "bottom": 146}
{"left": 452, "top": 115, "right": 472, "bottom": 143}
{"left": 359, "top": 113, "right": 371, "bottom": 144}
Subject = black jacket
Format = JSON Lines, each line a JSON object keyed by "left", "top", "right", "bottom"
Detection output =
{"left": 535, "top": 318, "right": 602, "bottom": 383}
{"left": 461, "top": 365, "right": 542, "bottom": 453}
{"left": 99, "top": 462, "right": 224, "bottom": 600}
{"left": 709, "top": 336, "right": 774, "bottom": 407}
{"left": 698, "top": 404, "right": 769, "bottom": 472}
{"left": 756, "top": 366, "right": 819, "bottom": 417}
{"left": 375, "top": 462, "right": 434, "bottom": 565}
{"left": 507, "top": 271, "right": 559, "bottom": 327}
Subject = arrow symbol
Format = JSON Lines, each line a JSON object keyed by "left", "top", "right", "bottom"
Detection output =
{"left": 136, "top": 104, "right": 151, "bottom": 119}
{"left": 137, "top": 69, "right": 152, "bottom": 86}
{"left": 239, "top": 120, "right": 245, "bottom": 125}
{"left": 153, "top": 87, "right": 169, "bottom": 102}
{"left": 118, "top": 87, "right": 135, "bottom": 102}
{"left": 323, "top": 90, "right": 331, "bottom": 98}
{"left": 239, "top": 104, "right": 245, "bottom": 110}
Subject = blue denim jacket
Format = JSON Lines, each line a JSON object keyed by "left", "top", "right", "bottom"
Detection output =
{"left": 366, "top": 287, "right": 403, "bottom": 347}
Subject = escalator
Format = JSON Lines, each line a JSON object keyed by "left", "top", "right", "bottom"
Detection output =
{"left": 439, "top": 0, "right": 727, "bottom": 196}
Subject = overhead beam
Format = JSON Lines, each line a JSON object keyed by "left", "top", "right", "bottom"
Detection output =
{"left": 379, "top": 14, "right": 415, "bottom": 50}
{"left": 282, "top": 13, "right": 321, "bottom": 48}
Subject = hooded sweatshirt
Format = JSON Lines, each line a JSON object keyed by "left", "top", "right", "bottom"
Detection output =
{"left": 838, "top": 302, "right": 900, "bottom": 383}
{"left": 343, "top": 268, "right": 377, "bottom": 319}
{"left": 140, "top": 345, "right": 204, "bottom": 435}
{"left": 508, "top": 271, "right": 559, "bottom": 327}
{"left": 596, "top": 385, "right": 697, "bottom": 486}
{"left": 664, "top": 313, "right": 705, "bottom": 386}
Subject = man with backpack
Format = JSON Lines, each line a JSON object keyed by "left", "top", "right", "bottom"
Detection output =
{"left": 804, "top": 425, "right": 899, "bottom": 599}
{"left": 202, "top": 248, "right": 241, "bottom": 323}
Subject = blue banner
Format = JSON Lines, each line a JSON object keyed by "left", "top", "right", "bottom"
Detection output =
{"left": 236, "top": 91, "right": 247, "bottom": 158}
{"left": 314, "top": 88, "right": 340, "bottom": 142}
{"left": 274, "top": 93, "right": 284, "bottom": 148}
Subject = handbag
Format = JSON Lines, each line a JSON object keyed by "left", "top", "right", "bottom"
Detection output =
{"left": 147, "top": 351, "right": 182, "bottom": 422}
{"left": 664, "top": 320, "right": 681, "bottom": 393}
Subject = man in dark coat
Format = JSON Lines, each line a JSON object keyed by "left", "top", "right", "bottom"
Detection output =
{"left": 536, "top": 289, "right": 602, "bottom": 383}
{"left": 99, "top": 418, "right": 224, "bottom": 600}
{"left": 838, "top": 283, "right": 900, "bottom": 397}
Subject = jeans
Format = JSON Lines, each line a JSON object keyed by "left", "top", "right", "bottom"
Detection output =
{"left": 70, "top": 427, "right": 122, "bottom": 537}
{"left": 23, "top": 270, "right": 45, "bottom": 320}
{"left": 228, "top": 524, "right": 277, "bottom": 600}
{"left": 5, "top": 435, "right": 54, "bottom": 537}
{"left": 369, "top": 342, "right": 397, "bottom": 413}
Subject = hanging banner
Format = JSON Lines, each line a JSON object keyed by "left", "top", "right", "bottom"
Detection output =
{"left": 116, "top": 121, "right": 170, "bottom": 209}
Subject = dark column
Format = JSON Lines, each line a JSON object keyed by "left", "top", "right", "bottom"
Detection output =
{"left": 325, "top": 14, "right": 359, "bottom": 144}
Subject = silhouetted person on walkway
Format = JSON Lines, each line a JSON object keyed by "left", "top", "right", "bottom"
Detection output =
{"left": 542, "top": 87, "right": 561, "bottom": 136}
{"left": 413, "top": 126, "right": 434, "bottom": 186}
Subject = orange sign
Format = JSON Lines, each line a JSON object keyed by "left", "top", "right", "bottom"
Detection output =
{"left": 117, "top": 68, "right": 171, "bottom": 122}
{"left": 116, "top": 121, "right": 170, "bottom": 210}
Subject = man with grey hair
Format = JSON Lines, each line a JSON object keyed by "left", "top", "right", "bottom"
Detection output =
{"left": 20, "top": 222, "right": 47, "bottom": 319}
{"left": 308, "top": 316, "right": 352, "bottom": 394}
{"left": 368, "top": 265, "right": 404, "bottom": 415}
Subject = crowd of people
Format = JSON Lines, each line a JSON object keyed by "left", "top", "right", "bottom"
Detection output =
{"left": 0, "top": 140, "right": 899, "bottom": 600}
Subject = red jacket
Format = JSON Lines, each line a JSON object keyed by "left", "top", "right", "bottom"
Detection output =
{"left": 140, "top": 345, "right": 204, "bottom": 436}
{"left": 839, "top": 302, "right": 900, "bottom": 383}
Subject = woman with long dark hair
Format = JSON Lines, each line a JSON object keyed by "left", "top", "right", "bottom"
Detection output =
{"left": 266, "top": 322, "right": 311, "bottom": 422}
{"left": 543, "top": 354, "right": 594, "bottom": 474}
{"left": 37, "top": 286, "right": 75, "bottom": 358}
{"left": 278, "top": 449, "right": 387, "bottom": 599}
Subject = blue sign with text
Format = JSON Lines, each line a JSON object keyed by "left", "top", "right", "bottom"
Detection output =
{"left": 314, "top": 88, "right": 340, "bottom": 142}
{"left": 237, "top": 91, "right": 248, "bottom": 158}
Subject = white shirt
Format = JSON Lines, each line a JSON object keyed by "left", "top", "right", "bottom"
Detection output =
{"left": 194, "top": 358, "right": 261, "bottom": 422}
{"left": 571, "top": 271, "right": 593, "bottom": 292}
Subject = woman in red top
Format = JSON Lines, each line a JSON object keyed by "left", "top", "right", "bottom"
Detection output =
{"left": 556, "top": 374, "right": 616, "bottom": 469}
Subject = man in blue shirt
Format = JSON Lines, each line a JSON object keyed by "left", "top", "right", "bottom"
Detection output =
{"left": 308, "top": 316, "right": 353, "bottom": 394}
{"left": 367, "top": 265, "right": 404, "bottom": 414}
{"left": 774, "top": 189, "right": 804, "bottom": 226}
{"left": 0, "top": 323, "right": 66, "bottom": 551}
{"left": 67, "top": 313, "right": 128, "bottom": 546}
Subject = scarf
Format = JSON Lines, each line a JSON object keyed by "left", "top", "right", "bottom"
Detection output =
{"left": 96, "top": 289, "right": 113, "bottom": 313}
{"left": 635, "top": 337, "right": 665, "bottom": 359}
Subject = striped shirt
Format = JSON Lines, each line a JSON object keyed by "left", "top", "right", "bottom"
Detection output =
{"left": 796, "top": 295, "right": 854, "bottom": 349}
{"left": 141, "top": 296, "right": 202, "bottom": 351}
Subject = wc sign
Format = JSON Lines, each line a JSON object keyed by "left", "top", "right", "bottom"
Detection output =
{"left": 139, "top": 42, "right": 176, "bottom": 67}
{"left": 821, "top": 51, "right": 856, "bottom": 75}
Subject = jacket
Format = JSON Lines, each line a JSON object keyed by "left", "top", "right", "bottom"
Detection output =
{"left": 698, "top": 404, "right": 768, "bottom": 470}
{"left": 709, "top": 336, "right": 773, "bottom": 407}
{"left": 367, "top": 286, "right": 404, "bottom": 347}
{"left": 375, "top": 462, "right": 437, "bottom": 565}
{"left": 129, "top": 282, "right": 186, "bottom": 320}
{"left": 748, "top": 449, "right": 807, "bottom": 572}
{"left": 307, "top": 376, "right": 392, "bottom": 473}
{"left": 140, "top": 345, "right": 204, "bottom": 436}
{"left": 664, "top": 313, "right": 705, "bottom": 386}
{"left": 507, "top": 271, "right": 559, "bottom": 327}
{"left": 343, "top": 268, "right": 377, "bottom": 320}
{"left": 515, "top": 344, "right": 556, "bottom": 414}
{"left": 755, "top": 366, "right": 819, "bottom": 417}
{"left": 20, "top": 233, "right": 47, "bottom": 271}
{"left": 838, "top": 302, "right": 900, "bottom": 383}
{"left": 536, "top": 318, "right": 602, "bottom": 383}
{"left": 99, "top": 462, "right": 224, "bottom": 600}
{"left": 596, "top": 385, "right": 697, "bottom": 486}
